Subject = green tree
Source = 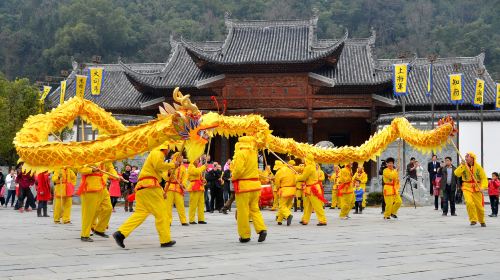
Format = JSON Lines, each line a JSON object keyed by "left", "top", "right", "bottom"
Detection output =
{"left": 0, "top": 73, "right": 39, "bottom": 165}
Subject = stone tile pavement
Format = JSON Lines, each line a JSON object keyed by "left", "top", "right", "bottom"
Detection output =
{"left": 0, "top": 203, "right": 499, "bottom": 280}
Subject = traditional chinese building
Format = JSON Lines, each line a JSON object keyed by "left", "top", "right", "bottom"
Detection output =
{"left": 47, "top": 15, "right": 499, "bottom": 177}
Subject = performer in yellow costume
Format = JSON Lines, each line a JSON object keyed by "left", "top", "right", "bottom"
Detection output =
{"left": 293, "top": 161, "right": 305, "bottom": 212}
{"left": 271, "top": 161, "right": 283, "bottom": 211}
{"left": 165, "top": 152, "right": 188, "bottom": 226}
{"left": 352, "top": 166, "right": 368, "bottom": 208}
{"left": 382, "top": 157, "right": 402, "bottom": 220}
{"left": 329, "top": 165, "right": 340, "bottom": 209}
{"left": 187, "top": 157, "right": 207, "bottom": 224}
{"left": 52, "top": 168, "right": 76, "bottom": 224}
{"left": 232, "top": 136, "right": 267, "bottom": 243}
{"left": 337, "top": 163, "right": 354, "bottom": 219}
{"left": 274, "top": 161, "right": 296, "bottom": 226}
{"left": 113, "top": 146, "right": 179, "bottom": 248}
{"left": 454, "top": 152, "right": 488, "bottom": 226}
{"left": 78, "top": 162, "right": 118, "bottom": 242}
{"left": 299, "top": 154, "right": 327, "bottom": 226}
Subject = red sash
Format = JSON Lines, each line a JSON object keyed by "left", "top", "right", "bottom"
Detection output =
{"left": 383, "top": 182, "right": 397, "bottom": 196}
{"left": 233, "top": 178, "right": 259, "bottom": 193}
{"left": 191, "top": 180, "right": 203, "bottom": 191}
{"left": 136, "top": 176, "right": 160, "bottom": 191}
{"left": 337, "top": 182, "right": 351, "bottom": 197}
{"left": 309, "top": 183, "right": 328, "bottom": 203}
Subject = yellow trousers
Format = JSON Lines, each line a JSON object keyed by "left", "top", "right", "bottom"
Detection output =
{"left": 277, "top": 196, "right": 293, "bottom": 222}
{"left": 301, "top": 195, "right": 327, "bottom": 224}
{"left": 53, "top": 196, "right": 72, "bottom": 223}
{"left": 166, "top": 191, "right": 187, "bottom": 224}
{"left": 118, "top": 187, "right": 171, "bottom": 244}
{"left": 271, "top": 191, "right": 279, "bottom": 210}
{"left": 188, "top": 191, "right": 205, "bottom": 223}
{"left": 80, "top": 190, "right": 112, "bottom": 237}
{"left": 331, "top": 190, "right": 338, "bottom": 208}
{"left": 463, "top": 191, "right": 485, "bottom": 224}
{"left": 362, "top": 193, "right": 367, "bottom": 208}
{"left": 339, "top": 193, "right": 354, "bottom": 218}
{"left": 235, "top": 191, "right": 267, "bottom": 239}
{"left": 383, "top": 194, "right": 402, "bottom": 218}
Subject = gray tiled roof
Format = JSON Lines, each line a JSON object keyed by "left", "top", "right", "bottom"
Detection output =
{"left": 375, "top": 54, "right": 497, "bottom": 106}
{"left": 121, "top": 41, "right": 220, "bottom": 90}
{"left": 182, "top": 18, "right": 346, "bottom": 67}
{"left": 313, "top": 37, "right": 390, "bottom": 86}
{"left": 46, "top": 63, "right": 165, "bottom": 111}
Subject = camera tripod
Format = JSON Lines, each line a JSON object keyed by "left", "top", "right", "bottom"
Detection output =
{"left": 400, "top": 175, "right": 417, "bottom": 209}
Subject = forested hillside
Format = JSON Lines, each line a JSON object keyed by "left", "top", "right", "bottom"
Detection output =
{"left": 0, "top": 0, "right": 499, "bottom": 81}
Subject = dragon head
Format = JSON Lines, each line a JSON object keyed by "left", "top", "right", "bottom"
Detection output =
{"left": 437, "top": 116, "right": 458, "bottom": 136}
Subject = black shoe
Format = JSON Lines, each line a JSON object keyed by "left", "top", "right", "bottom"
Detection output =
{"left": 198, "top": 221, "right": 207, "bottom": 224}
{"left": 470, "top": 221, "right": 477, "bottom": 226}
{"left": 488, "top": 214, "right": 496, "bottom": 217}
{"left": 222, "top": 209, "right": 228, "bottom": 215}
{"left": 93, "top": 231, "right": 109, "bottom": 238}
{"left": 112, "top": 231, "right": 125, "bottom": 248}
{"left": 286, "top": 215, "right": 293, "bottom": 226}
{"left": 384, "top": 217, "right": 391, "bottom": 220}
{"left": 391, "top": 214, "right": 398, "bottom": 219}
{"left": 129, "top": 208, "right": 134, "bottom": 212}
{"left": 354, "top": 211, "right": 359, "bottom": 214}
{"left": 451, "top": 213, "right": 457, "bottom": 216}
{"left": 258, "top": 230, "right": 267, "bottom": 242}
{"left": 329, "top": 207, "right": 335, "bottom": 209}
{"left": 160, "top": 240, "right": 176, "bottom": 247}
{"left": 277, "top": 222, "right": 282, "bottom": 225}
{"left": 442, "top": 213, "right": 447, "bottom": 216}
{"left": 80, "top": 237, "right": 94, "bottom": 242}
{"left": 181, "top": 223, "right": 189, "bottom": 226}
{"left": 317, "top": 223, "right": 327, "bottom": 226}
{"left": 239, "top": 237, "right": 251, "bottom": 243}
{"left": 124, "top": 208, "right": 128, "bottom": 212}
{"left": 299, "top": 221, "right": 307, "bottom": 225}
{"left": 481, "top": 223, "right": 487, "bottom": 227}
{"left": 37, "top": 214, "right": 42, "bottom": 217}
{"left": 189, "top": 222, "right": 197, "bottom": 224}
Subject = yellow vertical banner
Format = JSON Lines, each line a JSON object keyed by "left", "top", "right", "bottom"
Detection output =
{"left": 449, "top": 74, "right": 463, "bottom": 104}
{"left": 393, "top": 63, "right": 408, "bottom": 96}
{"left": 75, "top": 75, "right": 87, "bottom": 98}
{"left": 473, "top": 78, "right": 484, "bottom": 107}
{"left": 59, "top": 80, "right": 67, "bottom": 104}
{"left": 40, "top": 86, "right": 52, "bottom": 102}
{"left": 89, "top": 67, "right": 103, "bottom": 96}
{"left": 496, "top": 83, "right": 500, "bottom": 110}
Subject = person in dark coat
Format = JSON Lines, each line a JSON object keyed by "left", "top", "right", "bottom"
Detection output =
{"left": 438, "top": 157, "right": 458, "bottom": 216}
{"left": 427, "top": 154, "right": 439, "bottom": 196}
{"left": 205, "top": 162, "right": 223, "bottom": 212}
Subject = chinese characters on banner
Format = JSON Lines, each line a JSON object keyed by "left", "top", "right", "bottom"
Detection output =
{"left": 473, "top": 78, "right": 485, "bottom": 107}
{"left": 448, "top": 74, "right": 463, "bottom": 104}
{"left": 496, "top": 83, "right": 500, "bottom": 110}
{"left": 76, "top": 75, "right": 87, "bottom": 98}
{"left": 89, "top": 68, "right": 103, "bottom": 96}
{"left": 393, "top": 64, "right": 408, "bottom": 96}
{"left": 60, "top": 80, "right": 66, "bottom": 104}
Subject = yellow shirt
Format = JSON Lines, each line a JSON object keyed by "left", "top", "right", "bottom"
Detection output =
{"left": 352, "top": 171, "right": 368, "bottom": 191}
{"left": 52, "top": 168, "right": 77, "bottom": 197}
{"left": 187, "top": 164, "right": 206, "bottom": 192}
{"left": 231, "top": 145, "right": 261, "bottom": 193}
{"left": 79, "top": 162, "right": 117, "bottom": 192}
{"left": 296, "top": 163, "right": 320, "bottom": 196}
{"left": 165, "top": 165, "right": 187, "bottom": 194}
{"left": 454, "top": 162, "right": 487, "bottom": 192}
{"left": 383, "top": 167, "right": 400, "bottom": 196}
{"left": 274, "top": 166, "right": 296, "bottom": 198}
{"left": 135, "top": 150, "right": 175, "bottom": 190}
{"left": 338, "top": 166, "right": 353, "bottom": 195}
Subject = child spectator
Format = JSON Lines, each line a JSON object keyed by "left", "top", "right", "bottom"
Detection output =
{"left": 354, "top": 180, "right": 364, "bottom": 214}
{"left": 488, "top": 172, "right": 499, "bottom": 217}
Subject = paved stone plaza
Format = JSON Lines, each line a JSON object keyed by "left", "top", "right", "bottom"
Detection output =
{"left": 1, "top": 203, "right": 499, "bottom": 280}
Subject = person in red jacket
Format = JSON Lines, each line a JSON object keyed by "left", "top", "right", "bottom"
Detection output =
{"left": 36, "top": 171, "right": 52, "bottom": 217}
{"left": 488, "top": 172, "right": 500, "bottom": 217}
{"left": 16, "top": 163, "right": 36, "bottom": 212}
